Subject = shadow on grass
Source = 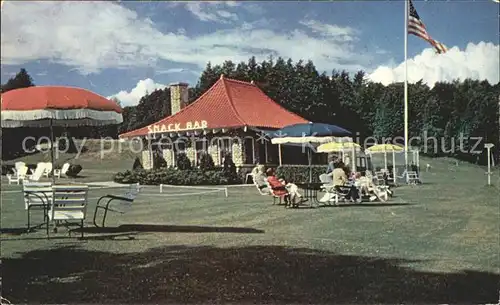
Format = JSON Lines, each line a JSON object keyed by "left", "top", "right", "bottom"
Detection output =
{"left": 2, "top": 245, "right": 498, "bottom": 304}
{"left": 77, "top": 224, "right": 265, "bottom": 234}
{"left": 0, "top": 227, "right": 27, "bottom": 235}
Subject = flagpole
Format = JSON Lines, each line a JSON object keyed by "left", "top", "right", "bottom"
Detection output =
{"left": 404, "top": 0, "right": 409, "bottom": 170}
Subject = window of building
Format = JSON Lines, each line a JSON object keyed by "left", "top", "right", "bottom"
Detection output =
{"left": 244, "top": 137, "right": 255, "bottom": 164}
{"left": 218, "top": 138, "right": 232, "bottom": 164}
{"left": 257, "top": 139, "right": 268, "bottom": 164}
{"left": 173, "top": 139, "right": 186, "bottom": 167}
{"left": 195, "top": 138, "right": 208, "bottom": 166}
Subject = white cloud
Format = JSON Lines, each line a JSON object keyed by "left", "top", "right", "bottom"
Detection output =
{"left": 170, "top": 1, "right": 240, "bottom": 23}
{"left": 154, "top": 68, "right": 199, "bottom": 75}
{"left": 0, "top": 1, "right": 371, "bottom": 75}
{"left": 299, "top": 20, "right": 357, "bottom": 42}
{"left": 368, "top": 42, "right": 499, "bottom": 87}
{"left": 108, "top": 78, "right": 166, "bottom": 107}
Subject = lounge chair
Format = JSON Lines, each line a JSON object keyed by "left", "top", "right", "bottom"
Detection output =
{"left": 49, "top": 185, "right": 89, "bottom": 238}
{"left": 7, "top": 166, "right": 28, "bottom": 185}
{"left": 27, "top": 164, "right": 47, "bottom": 182}
{"left": 254, "top": 177, "right": 270, "bottom": 196}
{"left": 318, "top": 174, "right": 346, "bottom": 204}
{"left": 23, "top": 182, "right": 52, "bottom": 233}
{"left": 93, "top": 183, "right": 141, "bottom": 228}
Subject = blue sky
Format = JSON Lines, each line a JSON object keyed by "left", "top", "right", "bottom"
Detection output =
{"left": 1, "top": 1, "right": 498, "bottom": 106}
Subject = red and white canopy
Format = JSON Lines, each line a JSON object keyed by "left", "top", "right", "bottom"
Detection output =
{"left": 1, "top": 86, "right": 123, "bottom": 128}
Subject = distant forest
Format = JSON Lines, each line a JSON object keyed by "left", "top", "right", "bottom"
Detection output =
{"left": 2, "top": 56, "right": 499, "bottom": 164}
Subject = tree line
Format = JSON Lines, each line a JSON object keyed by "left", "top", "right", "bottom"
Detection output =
{"left": 2, "top": 57, "right": 499, "bottom": 164}
{"left": 122, "top": 57, "right": 499, "bottom": 165}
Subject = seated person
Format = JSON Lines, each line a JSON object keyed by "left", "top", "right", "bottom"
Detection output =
{"left": 266, "top": 168, "right": 305, "bottom": 205}
{"left": 332, "top": 162, "right": 361, "bottom": 203}
{"left": 252, "top": 164, "right": 269, "bottom": 193}
{"left": 355, "top": 171, "right": 386, "bottom": 202}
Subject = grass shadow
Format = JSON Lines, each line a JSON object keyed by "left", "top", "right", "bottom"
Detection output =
{"left": 77, "top": 224, "right": 265, "bottom": 234}
{"left": 2, "top": 245, "right": 497, "bottom": 304}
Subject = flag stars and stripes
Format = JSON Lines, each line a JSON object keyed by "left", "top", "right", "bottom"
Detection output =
{"left": 408, "top": 0, "right": 447, "bottom": 54}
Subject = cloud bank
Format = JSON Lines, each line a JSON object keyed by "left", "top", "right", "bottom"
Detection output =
{"left": 109, "top": 79, "right": 166, "bottom": 107}
{"left": 0, "top": 1, "right": 370, "bottom": 75}
{"left": 368, "top": 42, "right": 499, "bottom": 87}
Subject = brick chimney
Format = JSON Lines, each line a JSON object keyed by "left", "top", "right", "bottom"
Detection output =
{"left": 169, "top": 82, "right": 189, "bottom": 115}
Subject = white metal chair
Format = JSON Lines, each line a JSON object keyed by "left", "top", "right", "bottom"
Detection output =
{"left": 49, "top": 185, "right": 89, "bottom": 238}
{"left": 53, "top": 163, "right": 71, "bottom": 178}
{"left": 93, "top": 183, "right": 141, "bottom": 228}
{"left": 14, "top": 161, "right": 26, "bottom": 172}
{"left": 254, "top": 177, "right": 270, "bottom": 196}
{"left": 7, "top": 166, "right": 28, "bottom": 185}
{"left": 23, "top": 182, "right": 53, "bottom": 233}
{"left": 406, "top": 171, "right": 421, "bottom": 185}
{"left": 318, "top": 174, "right": 346, "bottom": 204}
{"left": 42, "top": 162, "right": 53, "bottom": 178}
{"left": 27, "top": 164, "right": 46, "bottom": 182}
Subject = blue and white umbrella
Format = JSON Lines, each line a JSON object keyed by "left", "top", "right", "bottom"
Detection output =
{"left": 268, "top": 122, "right": 352, "bottom": 182}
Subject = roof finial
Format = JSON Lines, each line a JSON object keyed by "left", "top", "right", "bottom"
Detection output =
{"left": 250, "top": 80, "right": 254, "bottom": 84}
{"left": 220, "top": 74, "right": 224, "bottom": 79}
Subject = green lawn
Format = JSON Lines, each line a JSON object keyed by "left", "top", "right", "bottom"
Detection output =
{"left": 1, "top": 156, "right": 499, "bottom": 303}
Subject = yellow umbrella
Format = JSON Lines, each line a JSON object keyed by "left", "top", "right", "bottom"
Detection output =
{"left": 317, "top": 142, "right": 361, "bottom": 172}
{"left": 366, "top": 144, "right": 404, "bottom": 153}
{"left": 317, "top": 142, "right": 361, "bottom": 153}
{"left": 367, "top": 144, "right": 404, "bottom": 183}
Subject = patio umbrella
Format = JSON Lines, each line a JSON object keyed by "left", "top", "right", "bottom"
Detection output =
{"left": 317, "top": 142, "right": 361, "bottom": 172}
{"left": 1, "top": 86, "right": 123, "bottom": 183}
{"left": 269, "top": 122, "right": 352, "bottom": 182}
{"left": 366, "top": 144, "right": 403, "bottom": 183}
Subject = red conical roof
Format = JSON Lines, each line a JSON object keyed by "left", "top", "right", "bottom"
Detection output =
{"left": 119, "top": 75, "right": 307, "bottom": 138}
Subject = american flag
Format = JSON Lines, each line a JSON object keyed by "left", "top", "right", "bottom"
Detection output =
{"left": 408, "top": 0, "right": 447, "bottom": 54}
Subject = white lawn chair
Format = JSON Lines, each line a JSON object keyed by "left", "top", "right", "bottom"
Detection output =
{"left": 374, "top": 171, "right": 386, "bottom": 185}
{"left": 27, "top": 164, "right": 46, "bottom": 182}
{"left": 14, "top": 161, "right": 26, "bottom": 172}
{"left": 42, "top": 162, "right": 53, "bottom": 178}
{"left": 93, "top": 183, "right": 141, "bottom": 227}
{"left": 406, "top": 171, "right": 421, "bottom": 185}
{"left": 49, "top": 185, "right": 89, "bottom": 238}
{"left": 23, "top": 182, "right": 53, "bottom": 233}
{"left": 318, "top": 173, "right": 345, "bottom": 204}
{"left": 254, "top": 177, "right": 270, "bottom": 196}
{"left": 53, "top": 163, "right": 71, "bottom": 178}
{"left": 6, "top": 166, "right": 28, "bottom": 185}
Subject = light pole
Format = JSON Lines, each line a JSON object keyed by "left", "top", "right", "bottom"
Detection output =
{"left": 484, "top": 143, "right": 494, "bottom": 186}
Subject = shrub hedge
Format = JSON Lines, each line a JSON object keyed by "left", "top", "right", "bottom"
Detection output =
{"left": 113, "top": 167, "right": 239, "bottom": 185}
{"left": 276, "top": 165, "right": 327, "bottom": 183}
{"left": 114, "top": 163, "right": 331, "bottom": 186}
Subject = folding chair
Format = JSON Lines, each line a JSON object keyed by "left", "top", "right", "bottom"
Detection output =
{"left": 254, "top": 177, "right": 270, "bottom": 196}
{"left": 23, "top": 182, "right": 52, "bottom": 233}
{"left": 93, "top": 183, "right": 141, "bottom": 228}
{"left": 406, "top": 171, "right": 421, "bottom": 185}
{"left": 49, "top": 185, "right": 89, "bottom": 238}
{"left": 318, "top": 174, "right": 348, "bottom": 205}
{"left": 42, "top": 162, "right": 53, "bottom": 178}
{"left": 263, "top": 179, "right": 290, "bottom": 205}
{"left": 7, "top": 166, "right": 28, "bottom": 185}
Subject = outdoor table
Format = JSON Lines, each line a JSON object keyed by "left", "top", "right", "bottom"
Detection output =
{"left": 295, "top": 182, "right": 324, "bottom": 207}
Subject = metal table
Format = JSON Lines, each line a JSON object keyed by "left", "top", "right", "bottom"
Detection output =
{"left": 295, "top": 182, "right": 324, "bottom": 208}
